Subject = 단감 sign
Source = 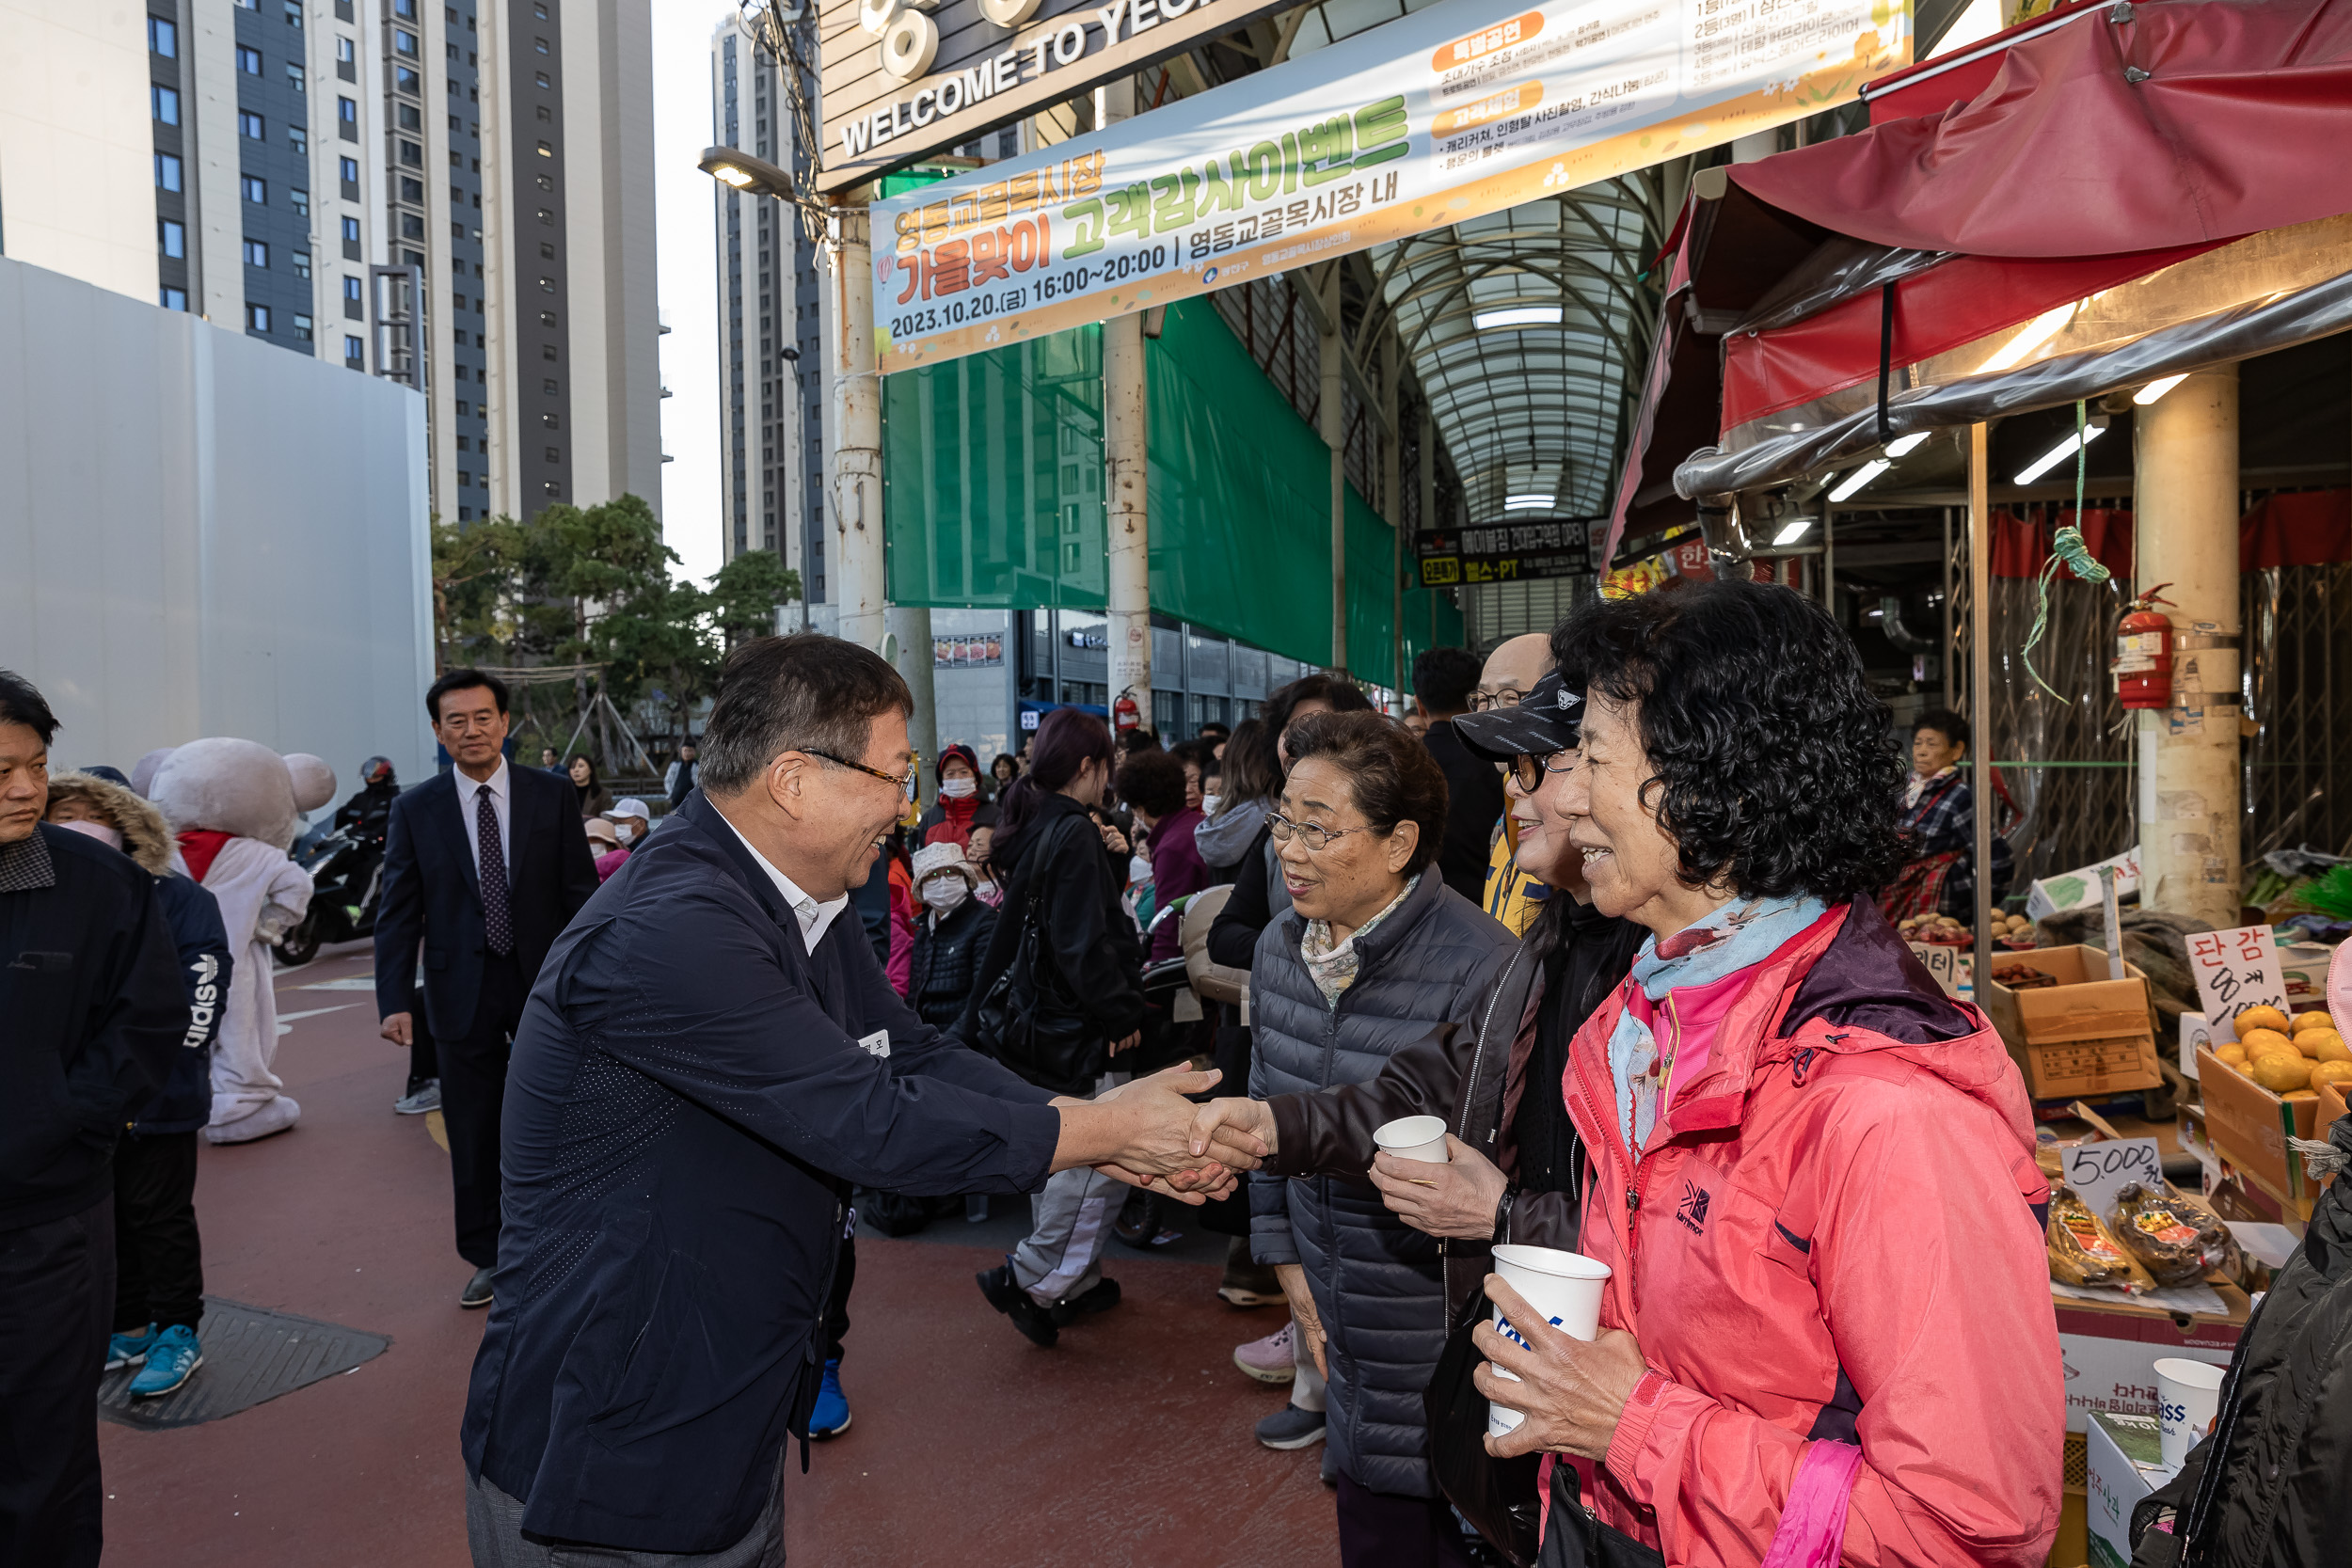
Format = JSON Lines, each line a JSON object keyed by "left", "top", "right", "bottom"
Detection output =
{"left": 872, "top": 0, "right": 1912, "bottom": 369}
{"left": 2185, "top": 925, "right": 2291, "bottom": 1033}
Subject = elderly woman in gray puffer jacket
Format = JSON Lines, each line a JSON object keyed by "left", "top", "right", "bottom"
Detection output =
{"left": 1250, "top": 709, "right": 1517, "bottom": 1568}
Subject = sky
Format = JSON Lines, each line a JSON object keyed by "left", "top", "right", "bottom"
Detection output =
{"left": 651, "top": 0, "right": 739, "bottom": 586}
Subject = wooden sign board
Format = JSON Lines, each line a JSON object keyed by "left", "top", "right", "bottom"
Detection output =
{"left": 817, "top": 0, "right": 1295, "bottom": 194}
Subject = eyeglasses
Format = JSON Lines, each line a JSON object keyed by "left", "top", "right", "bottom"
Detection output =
{"left": 805, "top": 749, "right": 918, "bottom": 801}
{"left": 1266, "top": 810, "right": 1372, "bottom": 853}
{"left": 1469, "top": 688, "right": 1527, "bottom": 713}
{"left": 1507, "top": 751, "right": 1577, "bottom": 793}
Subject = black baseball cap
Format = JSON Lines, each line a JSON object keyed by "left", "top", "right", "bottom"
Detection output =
{"left": 1453, "top": 668, "right": 1581, "bottom": 763}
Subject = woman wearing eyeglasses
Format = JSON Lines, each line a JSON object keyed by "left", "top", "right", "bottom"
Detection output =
{"left": 1243, "top": 708, "right": 1518, "bottom": 1568}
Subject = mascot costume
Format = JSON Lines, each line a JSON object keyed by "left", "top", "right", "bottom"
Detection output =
{"left": 146, "top": 740, "right": 335, "bottom": 1143}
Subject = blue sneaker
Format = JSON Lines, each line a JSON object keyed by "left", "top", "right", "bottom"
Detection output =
{"left": 808, "top": 1357, "right": 850, "bottom": 1440}
{"left": 128, "top": 1323, "right": 202, "bottom": 1399}
{"left": 106, "top": 1323, "right": 155, "bottom": 1372}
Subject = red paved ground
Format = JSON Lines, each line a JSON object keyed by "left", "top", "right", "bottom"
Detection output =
{"left": 99, "top": 944, "right": 1341, "bottom": 1566}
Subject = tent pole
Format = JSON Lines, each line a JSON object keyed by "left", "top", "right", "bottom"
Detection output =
{"left": 1969, "top": 424, "right": 1994, "bottom": 1004}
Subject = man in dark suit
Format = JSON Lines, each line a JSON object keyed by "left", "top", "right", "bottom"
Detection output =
{"left": 374, "top": 669, "right": 596, "bottom": 1308}
{"left": 459, "top": 635, "right": 1238, "bottom": 1563}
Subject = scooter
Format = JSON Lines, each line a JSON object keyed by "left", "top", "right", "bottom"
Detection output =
{"left": 277, "top": 828, "right": 386, "bottom": 966}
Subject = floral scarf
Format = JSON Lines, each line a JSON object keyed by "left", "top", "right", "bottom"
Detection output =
{"left": 1606, "top": 893, "right": 1828, "bottom": 1151}
{"left": 1903, "top": 764, "right": 1956, "bottom": 812}
{"left": 1299, "top": 874, "right": 1421, "bottom": 1006}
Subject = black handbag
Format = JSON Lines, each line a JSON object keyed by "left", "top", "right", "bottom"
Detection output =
{"left": 972, "top": 819, "right": 1105, "bottom": 1096}
{"left": 1534, "top": 1462, "right": 1664, "bottom": 1568}
{"left": 1425, "top": 1283, "right": 1544, "bottom": 1567}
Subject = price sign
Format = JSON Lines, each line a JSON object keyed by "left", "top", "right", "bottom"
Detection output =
{"left": 2063, "top": 1137, "right": 2165, "bottom": 1219}
{"left": 1906, "top": 942, "right": 1962, "bottom": 998}
{"left": 2186, "top": 924, "right": 2290, "bottom": 1031}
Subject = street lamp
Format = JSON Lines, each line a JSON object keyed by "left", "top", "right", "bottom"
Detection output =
{"left": 697, "top": 146, "right": 798, "bottom": 202}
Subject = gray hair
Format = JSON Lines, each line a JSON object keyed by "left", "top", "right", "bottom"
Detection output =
{"left": 698, "top": 634, "right": 913, "bottom": 796}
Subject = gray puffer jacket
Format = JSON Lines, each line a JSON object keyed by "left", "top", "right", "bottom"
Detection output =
{"left": 1248, "top": 871, "right": 1516, "bottom": 1497}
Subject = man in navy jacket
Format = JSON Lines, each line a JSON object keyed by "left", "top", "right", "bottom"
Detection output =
{"left": 460, "top": 635, "right": 1235, "bottom": 1562}
{"left": 374, "top": 669, "right": 598, "bottom": 1307}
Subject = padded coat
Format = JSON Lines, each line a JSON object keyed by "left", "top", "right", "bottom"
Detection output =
{"left": 1248, "top": 871, "right": 1516, "bottom": 1497}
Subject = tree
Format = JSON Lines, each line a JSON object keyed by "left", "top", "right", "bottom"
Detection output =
{"left": 707, "top": 548, "right": 803, "bottom": 650}
{"left": 428, "top": 513, "right": 529, "bottom": 673}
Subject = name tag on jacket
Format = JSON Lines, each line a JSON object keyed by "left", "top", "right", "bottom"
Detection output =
{"left": 857, "top": 1029, "right": 890, "bottom": 1059}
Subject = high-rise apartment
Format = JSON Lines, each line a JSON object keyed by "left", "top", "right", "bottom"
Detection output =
{"left": 707, "top": 11, "right": 822, "bottom": 590}
{"left": 0, "top": 0, "right": 660, "bottom": 524}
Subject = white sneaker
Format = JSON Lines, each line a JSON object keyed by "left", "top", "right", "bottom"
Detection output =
{"left": 1232, "top": 1320, "right": 1296, "bottom": 1384}
{"left": 393, "top": 1079, "right": 442, "bottom": 1115}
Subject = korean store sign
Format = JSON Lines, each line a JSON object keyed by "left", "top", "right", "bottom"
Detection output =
{"left": 1416, "top": 516, "right": 1593, "bottom": 587}
{"left": 872, "top": 0, "right": 1912, "bottom": 370}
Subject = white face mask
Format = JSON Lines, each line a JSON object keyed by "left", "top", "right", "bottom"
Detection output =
{"left": 1128, "top": 854, "right": 1154, "bottom": 887}
{"left": 921, "top": 875, "right": 970, "bottom": 914}
{"left": 1201, "top": 793, "right": 1223, "bottom": 817}
{"left": 939, "top": 775, "right": 977, "bottom": 800}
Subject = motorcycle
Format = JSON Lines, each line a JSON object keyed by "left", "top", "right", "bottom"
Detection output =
{"left": 276, "top": 827, "right": 386, "bottom": 967}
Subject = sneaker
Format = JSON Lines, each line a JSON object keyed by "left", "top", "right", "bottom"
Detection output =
{"left": 128, "top": 1324, "right": 202, "bottom": 1399}
{"left": 808, "top": 1357, "right": 850, "bottom": 1440}
{"left": 1048, "top": 1277, "right": 1122, "bottom": 1327}
{"left": 976, "top": 1261, "right": 1058, "bottom": 1348}
{"left": 1218, "top": 1242, "right": 1282, "bottom": 1308}
{"left": 394, "top": 1079, "right": 442, "bottom": 1115}
{"left": 459, "top": 1266, "right": 495, "bottom": 1309}
{"left": 106, "top": 1323, "right": 156, "bottom": 1372}
{"left": 1232, "top": 1321, "right": 1295, "bottom": 1385}
{"left": 1256, "top": 1402, "right": 1327, "bottom": 1450}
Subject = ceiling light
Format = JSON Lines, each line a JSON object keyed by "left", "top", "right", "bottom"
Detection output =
{"left": 2014, "top": 421, "right": 2107, "bottom": 484}
{"left": 709, "top": 164, "right": 755, "bottom": 187}
{"left": 2133, "top": 373, "right": 2187, "bottom": 405}
{"left": 1474, "top": 305, "right": 1565, "bottom": 331}
{"left": 1828, "top": 459, "right": 1891, "bottom": 501}
{"left": 1773, "top": 517, "right": 1815, "bottom": 546}
{"left": 1978, "top": 300, "right": 2082, "bottom": 373}
{"left": 1503, "top": 493, "right": 1554, "bottom": 511}
{"left": 1883, "top": 432, "right": 1930, "bottom": 457}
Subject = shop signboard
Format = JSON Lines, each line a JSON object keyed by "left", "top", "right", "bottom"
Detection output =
{"left": 1416, "top": 515, "right": 1593, "bottom": 587}
{"left": 872, "top": 0, "right": 1912, "bottom": 367}
{"left": 2186, "top": 924, "right": 2290, "bottom": 1035}
{"left": 933, "top": 632, "right": 1006, "bottom": 666}
{"left": 818, "top": 0, "right": 1295, "bottom": 194}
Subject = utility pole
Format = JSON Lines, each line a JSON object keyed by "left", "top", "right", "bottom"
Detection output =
{"left": 825, "top": 198, "right": 886, "bottom": 655}
{"left": 1099, "top": 79, "right": 1151, "bottom": 730}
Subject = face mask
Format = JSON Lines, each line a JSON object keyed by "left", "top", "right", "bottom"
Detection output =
{"left": 921, "top": 876, "right": 970, "bottom": 914}
{"left": 939, "top": 776, "right": 977, "bottom": 799}
{"left": 612, "top": 821, "right": 639, "bottom": 845}
{"left": 1128, "top": 855, "right": 1154, "bottom": 887}
{"left": 1201, "top": 793, "right": 1223, "bottom": 817}
{"left": 56, "top": 817, "right": 124, "bottom": 850}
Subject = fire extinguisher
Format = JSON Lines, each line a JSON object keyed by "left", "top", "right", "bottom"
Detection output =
{"left": 1112, "top": 688, "right": 1140, "bottom": 733}
{"left": 2113, "top": 584, "right": 2175, "bottom": 709}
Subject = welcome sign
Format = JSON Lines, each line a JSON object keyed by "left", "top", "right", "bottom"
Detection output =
{"left": 872, "top": 0, "right": 1911, "bottom": 369}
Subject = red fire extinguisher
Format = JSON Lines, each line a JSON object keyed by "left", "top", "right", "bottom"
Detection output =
{"left": 2113, "top": 585, "right": 2176, "bottom": 709}
{"left": 1112, "top": 688, "right": 1140, "bottom": 733}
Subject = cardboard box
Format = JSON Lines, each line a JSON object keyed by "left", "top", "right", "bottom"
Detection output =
{"left": 2085, "top": 1412, "right": 2167, "bottom": 1568}
{"left": 2279, "top": 942, "right": 2336, "bottom": 1009}
{"left": 2177, "top": 1010, "right": 2235, "bottom": 1084}
{"left": 2196, "top": 1046, "right": 2323, "bottom": 1212}
{"left": 1984, "top": 946, "right": 2161, "bottom": 1099}
{"left": 2054, "top": 1283, "right": 2246, "bottom": 1435}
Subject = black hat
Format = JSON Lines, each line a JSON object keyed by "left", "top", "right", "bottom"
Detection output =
{"left": 1453, "top": 668, "right": 1581, "bottom": 763}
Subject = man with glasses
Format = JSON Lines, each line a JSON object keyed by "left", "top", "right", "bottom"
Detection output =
{"left": 375, "top": 669, "right": 599, "bottom": 1311}
{"left": 460, "top": 635, "right": 1233, "bottom": 1565}
{"left": 1471, "top": 635, "right": 1557, "bottom": 932}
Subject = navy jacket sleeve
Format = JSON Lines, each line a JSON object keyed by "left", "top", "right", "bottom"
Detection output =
{"left": 582, "top": 885, "right": 1061, "bottom": 1196}
{"left": 373, "top": 792, "right": 422, "bottom": 1022}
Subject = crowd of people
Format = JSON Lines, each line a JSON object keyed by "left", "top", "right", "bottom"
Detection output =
{"left": 7, "top": 576, "right": 2338, "bottom": 1568}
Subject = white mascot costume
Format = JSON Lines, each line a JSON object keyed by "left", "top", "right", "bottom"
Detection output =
{"left": 147, "top": 740, "right": 336, "bottom": 1144}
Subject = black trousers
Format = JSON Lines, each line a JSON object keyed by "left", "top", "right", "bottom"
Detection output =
{"left": 1334, "top": 1475, "right": 1476, "bottom": 1568}
{"left": 0, "top": 1196, "right": 112, "bottom": 1568}
{"left": 112, "top": 1132, "right": 202, "bottom": 1334}
{"left": 823, "top": 1230, "right": 854, "bottom": 1365}
{"left": 445, "top": 953, "right": 525, "bottom": 1270}
{"left": 407, "top": 982, "right": 439, "bottom": 1090}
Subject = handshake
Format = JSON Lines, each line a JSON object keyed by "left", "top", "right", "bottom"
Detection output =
{"left": 1057, "top": 1070, "right": 1283, "bottom": 1204}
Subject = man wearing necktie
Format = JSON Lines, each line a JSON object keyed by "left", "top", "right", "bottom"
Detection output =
{"left": 374, "top": 670, "right": 597, "bottom": 1308}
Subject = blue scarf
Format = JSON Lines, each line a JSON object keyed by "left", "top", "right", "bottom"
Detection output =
{"left": 1606, "top": 894, "right": 1828, "bottom": 1151}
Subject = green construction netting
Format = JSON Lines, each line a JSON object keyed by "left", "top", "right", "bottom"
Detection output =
{"left": 882, "top": 298, "right": 1463, "bottom": 691}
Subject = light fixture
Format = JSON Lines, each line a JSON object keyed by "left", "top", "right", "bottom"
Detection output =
{"left": 1503, "top": 493, "right": 1554, "bottom": 511}
{"left": 1773, "top": 516, "right": 1815, "bottom": 546}
{"left": 1827, "top": 459, "right": 1891, "bottom": 501}
{"left": 709, "top": 164, "right": 755, "bottom": 187}
{"left": 1883, "top": 432, "right": 1931, "bottom": 457}
{"left": 2014, "top": 421, "right": 2107, "bottom": 483}
{"left": 697, "top": 145, "right": 795, "bottom": 200}
{"left": 2133, "top": 373, "right": 2187, "bottom": 405}
{"left": 1978, "top": 300, "right": 2082, "bottom": 373}
{"left": 1474, "top": 305, "right": 1565, "bottom": 331}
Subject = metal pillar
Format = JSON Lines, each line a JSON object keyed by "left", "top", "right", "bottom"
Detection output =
{"left": 826, "top": 200, "right": 886, "bottom": 654}
{"left": 1381, "top": 332, "right": 1401, "bottom": 700}
{"left": 1968, "top": 425, "right": 1994, "bottom": 999}
{"left": 1104, "top": 313, "right": 1151, "bottom": 725}
{"left": 1421, "top": 404, "right": 1437, "bottom": 656}
{"left": 1321, "top": 264, "right": 1347, "bottom": 676}
{"left": 2136, "top": 366, "right": 2243, "bottom": 927}
{"left": 888, "top": 605, "right": 938, "bottom": 767}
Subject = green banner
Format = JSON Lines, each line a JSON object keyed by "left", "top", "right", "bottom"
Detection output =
{"left": 883, "top": 297, "right": 1462, "bottom": 690}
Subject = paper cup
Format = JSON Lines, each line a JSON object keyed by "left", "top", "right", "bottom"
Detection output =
{"left": 1486, "top": 1243, "right": 1612, "bottom": 1436}
{"left": 2154, "top": 1357, "right": 2226, "bottom": 1473}
{"left": 1374, "top": 1115, "right": 1451, "bottom": 1164}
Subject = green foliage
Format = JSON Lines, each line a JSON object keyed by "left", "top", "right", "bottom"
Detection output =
{"left": 707, "top": 548, "right": 803, "bottom": 649}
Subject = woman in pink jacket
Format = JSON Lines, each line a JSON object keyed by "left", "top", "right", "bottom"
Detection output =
{"left": 1438, "top": 578, "right": 2063, "bottom": 1566}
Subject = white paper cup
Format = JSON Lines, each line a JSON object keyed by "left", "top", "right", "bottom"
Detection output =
{"left": 1486, "top": 1243, "right": 1612, "bottom": 1436}
{"left": 1374, "top": 1115, "right": 1451, "bottom": 1164}
{"left": 2154, "top": 1357, "right": 2226, "bottom": 1473}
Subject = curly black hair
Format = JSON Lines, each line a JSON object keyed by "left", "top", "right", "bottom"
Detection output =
{"left": 1549, "top": 578, "right": 1907, "bottom": 904}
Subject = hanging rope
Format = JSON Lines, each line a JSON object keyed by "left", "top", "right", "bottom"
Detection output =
{"left": 2021, "top": 400, "right": 2113, "bottom": 698}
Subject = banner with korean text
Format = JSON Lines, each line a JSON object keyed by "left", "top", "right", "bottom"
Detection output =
{"left": 872, "top": 0, "right": 1911, "bottom": 370}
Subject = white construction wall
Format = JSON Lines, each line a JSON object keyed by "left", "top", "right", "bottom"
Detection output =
{"left": 0, "top": 254, "right": 435, "bottom": 789}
